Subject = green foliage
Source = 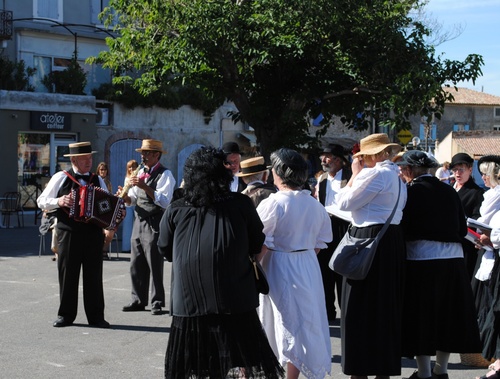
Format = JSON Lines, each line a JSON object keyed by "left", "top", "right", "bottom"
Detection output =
{"left": 42, "top": 55, "right": 87, "bottom": 95}
{"left": 96, "top": 0, "right": 483, "bottom": 155}
{"left": 0, "top": 56, "right": 35, "bottom": 91}
{"left": 91, "top": 81, "right": 223, "bottom": 120}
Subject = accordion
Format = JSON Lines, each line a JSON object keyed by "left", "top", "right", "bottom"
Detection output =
{"left": 69, "top": 185, "right": 125, "bottom": 230}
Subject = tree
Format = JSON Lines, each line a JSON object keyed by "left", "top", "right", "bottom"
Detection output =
{"left": 42, "top": 55, "right": 87, "bottom": 95}
{"left": 95, "top": 0, "right": 483, "bottom": 156}
{"left": 0, "top": 56, "right": 35, "bottom": 91}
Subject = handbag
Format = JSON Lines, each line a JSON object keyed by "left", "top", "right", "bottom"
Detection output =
{"left": 329, "top": 179, "right": 401, "bottom": 280}
{"left": 250, "top": 256, "right": 269, "bottom": 294}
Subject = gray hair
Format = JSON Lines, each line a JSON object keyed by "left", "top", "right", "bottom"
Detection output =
{"left": 270, "top": 148, "right": 308, "bottom": 189}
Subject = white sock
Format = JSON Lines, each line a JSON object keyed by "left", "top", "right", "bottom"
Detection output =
{"left": 434, "top": 351, "right": 450, "bottom": 375}
{"left": 416, "top": 355, "right": 432, "bottom": 378}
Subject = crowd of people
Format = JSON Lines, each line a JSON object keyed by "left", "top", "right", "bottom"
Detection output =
{"left": 37, "top": 134, "right": 500, "bottom": 379}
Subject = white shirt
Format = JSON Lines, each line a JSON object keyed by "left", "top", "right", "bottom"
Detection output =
{"left": 257, "top": 190, "right": 332, "bottom": 252}
{"left": 127, "top": 167, "right": 176, "bottom": 209}
{"left": 335, "top": 160, "right": 407, "bottom": 227}
{"left": 324, "top": 170, "right": 343, "bottom": 206}
{"left": 478, "top": 185, "right": 500, "bottom": 225}
{"left": 37, "top": 171, "right": 107, "bottom": 210}
{"left": 230, "top": 176, "right": 239, "bottom": 192}
{"left": 435, "top": 167, "right": 451, "bottom": 184}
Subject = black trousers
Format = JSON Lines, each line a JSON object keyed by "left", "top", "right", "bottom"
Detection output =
{"left": 317, "top": 214, "right": 350, "bottom": 321}
{"left": 56, "top": 226, "right": 105, "bottom": 323}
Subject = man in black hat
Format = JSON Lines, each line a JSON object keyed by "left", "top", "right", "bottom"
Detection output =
{"left": 222, "top": 141, "right": 247, "bottom": 192}
{"left": 315, "top": 144, "right": 352, "bottom": 322}
{"left": 450, "top": 152, "right": 484, "bottom": 278}
{"left": 37, "top": 142, "right": 110, "bottom": 328}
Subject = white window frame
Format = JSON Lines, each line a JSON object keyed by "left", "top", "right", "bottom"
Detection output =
{"left": 494, "top": 125, "right": 500, "bottom": 131}
{"left": 495, "top": 107, "right": 500, "bottom": 118}
{"left": 33, "top": 0, "right": 63, "bottom": 22}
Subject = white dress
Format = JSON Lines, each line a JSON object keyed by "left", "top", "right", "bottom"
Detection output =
{"left": 256, "top": 189, "right": 332, "bottom": 379}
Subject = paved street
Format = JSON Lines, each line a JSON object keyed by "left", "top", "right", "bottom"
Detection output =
{"left": 0, "top": 222, "right": 489, "bottom": 379}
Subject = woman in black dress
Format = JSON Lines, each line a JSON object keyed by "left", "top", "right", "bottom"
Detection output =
{"left": 398, "top": 150, "right": 481, "bottom": 379}
{"left": 158, "top": 147, "right": 284, "bottom": 379}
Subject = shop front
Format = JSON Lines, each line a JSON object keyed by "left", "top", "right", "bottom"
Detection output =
{"left": 0, "top": 90, "right": 97, "bottom": 221}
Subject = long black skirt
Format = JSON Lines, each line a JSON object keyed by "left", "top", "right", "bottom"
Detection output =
{"left": 341, "top": 224, "right": 406, "bottom": 376}
{"left": 479, "top": 253, "right": 500, "bottom": 359}
{"left": 165, "top": 310, "right": 284, "bottom": 379}
{"left": 401, "top": 256, "right": 481, "bottom": 356}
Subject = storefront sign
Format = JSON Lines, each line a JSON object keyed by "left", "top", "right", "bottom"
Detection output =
{"left": 30, "top": 111, "right": 71, "bottom": 131}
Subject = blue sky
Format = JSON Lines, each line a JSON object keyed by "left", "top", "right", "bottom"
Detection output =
{"left": 424, "top": 0, "right": 500, "bottom": 97}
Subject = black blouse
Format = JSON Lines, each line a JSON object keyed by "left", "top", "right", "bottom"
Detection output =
{"left": 158, "top": 193, "right": 264, "bottom": 317}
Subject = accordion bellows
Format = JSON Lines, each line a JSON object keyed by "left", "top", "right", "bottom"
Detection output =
{"left": 70, "top": 185, "right": 125, "bottom": 230}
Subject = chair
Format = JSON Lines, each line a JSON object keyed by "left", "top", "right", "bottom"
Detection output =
{"left": 0, "top": 192, "right": 24, "bottom": 228}
{"left": 108, "top": 232, "right": 120, "bottom": 258}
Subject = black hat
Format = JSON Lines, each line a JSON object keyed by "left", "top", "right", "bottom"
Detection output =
{"left": 478, "top": 155, "right": 500, "bottom": 169}
{"left": 321, "top": 144, "right": 347, "bottom": 160}
{"left": 222, "top": 142, "right": 242, "bottom": 155}
{"left": 450, "top": 152, "right": 473, "bottom": 168}
{"left": 396, "top": 150, "right": 439, "bottom": 168}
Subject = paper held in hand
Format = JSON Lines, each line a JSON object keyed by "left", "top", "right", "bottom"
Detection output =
{"left": 467, "top": 218, "right": 493, "bottom": 234}
{"left": 466, "top": 227, "right": 493, "bottom": 251}
{"left": 325, "top": 204, "right": 353, "bottom": 223}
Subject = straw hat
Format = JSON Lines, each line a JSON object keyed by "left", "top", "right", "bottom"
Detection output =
{"left": 236, "top": 156, "right": 268, "bottom": 177}
{"left": 135, "top": 139, "right": 167, "bottom": 153}
{"left": 352, "top": 133, "right": 402, "bottom": 158}
{"left": 63, "top": 142, "right": 97, "bottom": 157}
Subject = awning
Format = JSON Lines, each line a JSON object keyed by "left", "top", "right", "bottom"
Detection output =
{"left": 237, "top": 132, "right": 258, "bottom": 147}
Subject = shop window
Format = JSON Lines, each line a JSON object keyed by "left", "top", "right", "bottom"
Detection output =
{"left": 18, "top": 133, "right": 50, "bottom": 208}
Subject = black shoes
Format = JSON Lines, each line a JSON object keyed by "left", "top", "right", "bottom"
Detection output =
{"left": 53, "top": 317, "right": 73, "bottom": 327}
{"left": 405, "top": 371, "right": 431, "bottom": 379}
{"left": 89, "top": 320, "right": 111, "bottom": 329}
{"left": 122, "top": 302, "right": 145, "bottom": 312}
{"left": 151, "top": 304, "right": 162, "bottom": 315}
{"left": 432, "top": 373, "right": 448, "bottom": 379}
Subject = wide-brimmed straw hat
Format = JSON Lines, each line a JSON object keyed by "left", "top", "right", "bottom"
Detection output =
{"left": 63, "top": 142, "right": 97, "bottom": 157}
{"left": 396, "top": 150, "right": 439, "bottom": 168}
{"left": 135, "top": 139, "right": 167, "bottom": 153}
{"left": 236, "top": 156, "right": 268, "bottom": 177}
{"left": 352, "top": 133, "right": 402, "bottom": 158}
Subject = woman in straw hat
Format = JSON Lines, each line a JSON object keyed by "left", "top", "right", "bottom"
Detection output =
{"left": 335, "top": 133, "right": 407, "bottom": 378}
{"left": 397, "top": 150, "right": 480, "bottom": 379}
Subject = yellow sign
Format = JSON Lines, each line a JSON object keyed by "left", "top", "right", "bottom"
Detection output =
{"left": 397, "top": 130, "right": 413, "bottom": 145}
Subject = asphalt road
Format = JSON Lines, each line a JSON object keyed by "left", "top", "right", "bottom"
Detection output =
{"left": 0, "top": 223, "right": 489, "bottom": 379}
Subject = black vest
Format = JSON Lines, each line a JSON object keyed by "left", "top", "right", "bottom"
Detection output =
{"left": 135, "top": 165, "right": 167, "bottom": 220}
{"left": 56, "top": 169, "right": 102, "bottom": 232}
